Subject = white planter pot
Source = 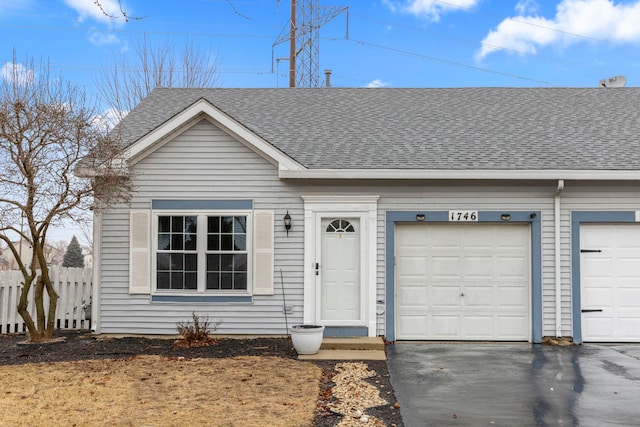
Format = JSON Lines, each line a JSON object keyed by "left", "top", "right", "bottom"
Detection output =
{"left": 290, "top": 324, "right": 325, "bottom": 355}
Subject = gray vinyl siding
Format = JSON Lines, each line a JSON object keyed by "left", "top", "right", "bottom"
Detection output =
{"left": 98, "top": 119, "right": 305, "bottom": 334}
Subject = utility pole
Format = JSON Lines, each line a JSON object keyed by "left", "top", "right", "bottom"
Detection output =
{"left": 274, "top": 0, "right": 348, "bottom": 88}
{"left": 289, "top": 0, "right": 297, "bottom": 88}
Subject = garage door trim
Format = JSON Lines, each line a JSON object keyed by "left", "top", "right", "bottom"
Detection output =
{"left": 385, "top": 210, "right": 542, "bottom": 342}
{"left": 571, "top": 211, "right": 637, "bottom": 344}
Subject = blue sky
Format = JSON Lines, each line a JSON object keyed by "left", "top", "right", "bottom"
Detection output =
{"left": 2, "top": 0, "right": 640, "bottom": 94}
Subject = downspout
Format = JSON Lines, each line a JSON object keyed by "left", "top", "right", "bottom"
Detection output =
{"left": 555, "top": 179, "right": 565, "bottom": 338}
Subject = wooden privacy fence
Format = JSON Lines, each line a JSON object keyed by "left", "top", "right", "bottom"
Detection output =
{"left": 0, "top": 267, "right": 92, "bottom": 334}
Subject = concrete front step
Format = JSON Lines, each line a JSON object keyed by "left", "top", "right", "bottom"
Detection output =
{"left": 298, "top": 349, "right": 386, "bottom": 361}
{"left": 320, "top": 337, "right": 385, "bottom": 351}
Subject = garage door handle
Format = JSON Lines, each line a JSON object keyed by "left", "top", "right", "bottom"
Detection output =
{"left": 580, "top": 249, "right": 602, "bottom": 253}
{"left": 581, "top": 309, "right": 603, "bottom": 313}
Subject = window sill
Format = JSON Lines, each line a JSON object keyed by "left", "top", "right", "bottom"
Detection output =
{"left": 151, "top": 294, "right": 253, "bottom": 303}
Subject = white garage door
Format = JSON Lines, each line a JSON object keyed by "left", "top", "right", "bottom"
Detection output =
{"left": 396, "top": 223, "right": 530, "bottom": 340}
{"left": 580, "top": 224, "right": 640, "bottom": 342}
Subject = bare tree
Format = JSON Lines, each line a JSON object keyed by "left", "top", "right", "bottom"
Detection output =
{"left": 0, "top": 53, "right": 131, "bottom": 341}
{"left": 97, "top": 33, "right": 221, "bottom": 123}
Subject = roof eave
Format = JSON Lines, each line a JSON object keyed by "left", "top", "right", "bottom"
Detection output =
{"left": 278, "top": 169, "right": 640, "bottom": 180}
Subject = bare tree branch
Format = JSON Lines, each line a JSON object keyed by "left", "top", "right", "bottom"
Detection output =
{"left": 0, "top": 52, "right": 132, "bottom": 341}
{"left": 94, "top": 0, "right": 146, "bottom": 22}
{"left": 96, "top": 32, "right": 221, "bottom": 123}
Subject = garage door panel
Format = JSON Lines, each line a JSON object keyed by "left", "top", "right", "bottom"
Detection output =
{"left": 396, "top": 223, "right": 530, "bottom": 341}
{"left": 464, "top": 256, "right": 493, "bottom": 276}
{"left": 430, "top": 316, "right": 461, "bottom": 338}
{"left": 495, "top": 316, "right": 528, "bottom": 339}
{"left": 496, "top": 256, "right": 528, "bottom": 278}
{"left": 431, "top": 286, "right": 463, "bottom": 307}
{"left": 464, "top": 287, "right": 493, "bottom": 307}
{"left": 581, "top": 224, "right": 640, "bottom": 342}
{"left": 464, "top": 316, "right": 493, "bottom": 338}
{"left": 397, "top": 286, "right": 428, "bottom": 308}
{"left": 498, "top": 287, "right": 529, "bottom": 307}
{"left": 397, "top": 315, "right": 429, "bottom": 338}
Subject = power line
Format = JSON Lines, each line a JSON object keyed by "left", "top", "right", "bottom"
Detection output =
{"left": 350, "top": 12, "right": 594, "bottom": 69}
{"left": 332, "top": 38, "right": 556, "bottom": 86}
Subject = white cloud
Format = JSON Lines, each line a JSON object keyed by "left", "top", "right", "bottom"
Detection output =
{"left": 477, "top": 0, "right": 640, "bottom": 60}
{"left": 515, "top": 0, "right": 539, "bottom": 15}
{"left": 63, "top": 0, "right": 126, "bottom": 25}
{"left": 1, "top": 62, "right": 34, "bottom": 85}
{"left": 93, "top": 107, "right": 127, "bottom": 131}
{"left": 386, "top": 0, "right": 480, "bottom": 21}
{"left": 89, "top": 30, "right": 120, "bottom": 46}
{"left": 366, "top": 79, "right": 390, "bottom": 88}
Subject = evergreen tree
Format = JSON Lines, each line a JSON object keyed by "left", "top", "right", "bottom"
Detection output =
{"left": 62, "top": 236, "right": 84, "bottom": 268}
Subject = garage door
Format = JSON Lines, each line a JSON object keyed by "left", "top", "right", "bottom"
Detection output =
{"left": 580, "top": 224, "right": 640, "bottom": 342}
{"left": 396, "top": 223, "right": 530, "bottom": 340}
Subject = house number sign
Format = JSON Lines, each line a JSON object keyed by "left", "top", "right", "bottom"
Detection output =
{"left": 449, "top": 210, "right": 478, "bottom": 222}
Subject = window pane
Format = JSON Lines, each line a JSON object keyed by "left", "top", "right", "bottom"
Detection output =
{"left": 157, "top": 272, "right": 170, "bottom": 289}
{"left": 157, "top": 253, "right": 170, "bottom": 271}
{"left": 171, "top": 216, "right": 183, "bottom": 232}
{"left": 206, "top": 273, "right": 219, "bottom": 290}
{"left": 221, "top": 216, "right": 233, "bottom": 233}
{"left": 221, "top": 254, "right": 234, "bottom": 271}
{"left": 158, "top": 233, "right": 171, "bottom": 251}
{"left": 171, "top": 233, "right": 183, "bottom": 250}
{"left": 221, "top": 273, "right": 233, "bottom": 289}
{"left": 234, "top": 254, "right": 247, "bottom": 272}
{"left": 207, "top": 234, "right": 219, "bottom": 251}
{"left": 171, "top": 272, "right": 183, "bottom": 290}
{"left": 170, "top": 253, "right": 183, "bottom": 270}
{"left": 234, "top": 234, "right": 246, "bottom": 251}
{"left": 234, "top": 273, "right": 247, "bottom": 290}
{"left": 184, "top": 233, "right": 197, "bottom": 251}
{"left": 234, "top": 217, "right": 246, "bottom": 233}
{"left": 184, "top": 216, "right": 197, "bottom": 233}
{"left": 185, "top": 254, "right": 198, "bottom": 271}
{"left": 158, "top": 216, "right": 171, "bottom": 233}
{"left": 207, "top": 254, "right": 220, "bottom": 272}
{"left": 221, "top": 235, "right": 233, "bottom": 251}
{"left": 185, "top": 273, "right": 197, "bottom": 290}
{"left": 208, "top": 216, "right": 220, "bottom": 233}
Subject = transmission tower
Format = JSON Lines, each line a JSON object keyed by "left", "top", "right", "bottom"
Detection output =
{"left": 273, "top": 1, "right": 348, "bottom": 88}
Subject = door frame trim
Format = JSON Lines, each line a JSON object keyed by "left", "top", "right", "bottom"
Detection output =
{"left": 302, "top": 195, "right": 379, "bottom": 337}
{"left": 571, "top": 211, "right": 637, "bottom": 344}
{"left": 385, "top": 210, "right": 542, "bottom": 342}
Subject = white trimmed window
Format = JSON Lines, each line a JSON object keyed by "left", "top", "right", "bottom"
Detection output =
{"left": 153, "top": 211, "right": 251, "bottom": 293}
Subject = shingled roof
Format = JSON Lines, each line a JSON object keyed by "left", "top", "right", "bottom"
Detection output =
{"left": 115, "top": 87, "right": 640, "bottom": 171}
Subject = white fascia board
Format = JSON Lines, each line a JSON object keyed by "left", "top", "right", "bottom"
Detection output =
{"left": 125, "top": 99, "right": 305, "bottom": 171}
{"left": 280, "top": 169, "right": 640, "bottom": 180}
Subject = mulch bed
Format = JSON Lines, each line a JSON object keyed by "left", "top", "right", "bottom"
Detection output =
{"left": 0, "top": 330, "right": 403, "bottom": 427}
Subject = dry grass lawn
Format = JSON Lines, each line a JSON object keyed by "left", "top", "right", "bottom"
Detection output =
{"left": 0, "top": 355, "right": 321, "bottom": 427}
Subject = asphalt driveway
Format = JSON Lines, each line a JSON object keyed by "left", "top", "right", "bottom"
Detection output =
{"left": 387, "top": 342, "right": 640, "bottom": 426}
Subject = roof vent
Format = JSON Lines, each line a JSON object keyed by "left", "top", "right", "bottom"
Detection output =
{"left": 599, "top": 76, "right": 626, "bottom": 88}
{"left": 324, "top": 69, "right": 332, "bottom": 88}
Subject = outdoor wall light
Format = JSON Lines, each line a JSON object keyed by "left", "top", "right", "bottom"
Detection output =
{"left": 416, "top": 214, "right": 426, "bottom": 221}
{"left": 283, "top": 211, "right": 292, "bottom": 235}
{"left": 501, "top": 214, "right": 511, "bottom": 221}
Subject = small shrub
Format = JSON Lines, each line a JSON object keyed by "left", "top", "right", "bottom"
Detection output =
{"left": 174, "top": 312, "right": 221, "bottom": 348}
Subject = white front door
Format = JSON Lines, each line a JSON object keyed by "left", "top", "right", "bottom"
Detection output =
{"left": 581, "top": 224, "right": 640, "bottom": 342}
{"left": 318, "top": 218, "right": 361, "bottom": 324}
